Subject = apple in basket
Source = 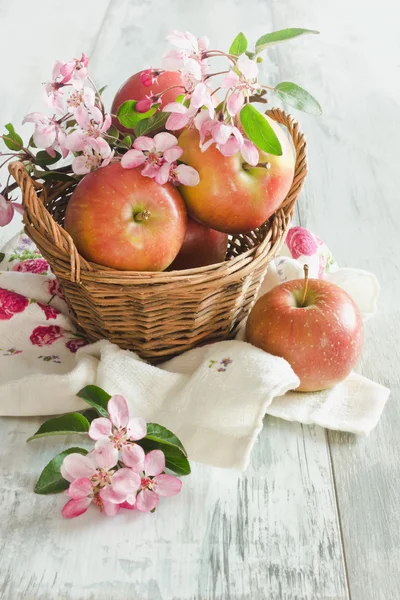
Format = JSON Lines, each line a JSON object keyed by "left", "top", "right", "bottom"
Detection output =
{"left": 177, "top": 114, "right": 295, "bottom": 234}
{"left": 168, "top": 217, "right": 228, "bottom": 270}
{"left": 64, "top": 162, "right": 187, "bottom": 271}
{"left": 246, "top": 266, "right": 364, "bottom": 392}
{"left": 111, "top": 70, "right": 185, "bottom": 135}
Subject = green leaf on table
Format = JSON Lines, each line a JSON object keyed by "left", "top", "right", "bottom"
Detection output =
{"left": 34, "top": 150, "right": 62, "bottom": 167}
{"left": 240, "top": 104, "right": 282, "bottom": 155}
{"left": 106, "top": 124, "right": 119, "bottom": 142}
{"left": 274, "top": 81, "right": 322, "bottom": 115}
{"left": 138, "top": 438, "right": 191, "bottom": 476}
{"left": 116, "top": 100, "right": 159, "bottom": 129}
{"left": 255, "top": 28, "right": 319, "bottom": 53}
{"left": 229, "top": 32, "right": 248, "bottom": 56}
{"left": 2, "top": 123, "right": 23, "bottom": 151}
{"left": 145, "top": 423, "right": 187, "bottom": 455}
{"left": 76, "top": 384, "right": 111, "bottom": 418}
{"left": 34, "top": 447, "right": 88, "bottom": 494}
{"left": 98, "top": 85, "right": 108, "bottom": 96}
{"left": 134, "top": 111, "right": 169, "bottom": 136}
{"left": 27, "top": 412, "right": 90, "bottom": 442}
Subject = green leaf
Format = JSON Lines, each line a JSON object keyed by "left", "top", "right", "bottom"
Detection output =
{"left": 79, "top": 408, "right": 101, "bottom": 422}
{"left": 175, "top": 94, "right": 186, "bottom": 104}
{"left": 106, "top": 124, "right": 119, "bottom": 142}
{"left": 116, "top": 100, "right": 159, "bottom": 129}
{"left": 34, "top": 447, "right": 88, "bottom": 494}
{"left": 229, "top": 32, "right": 248, "bottom": 56}
{"left": 245, "top": 50, "right": 256, "bottom": 60}
{"left": 27, "top": 413, "right": 90, "bottom": 442}
{"left": 255, "top": 28, "right": 319, "bottom": 53}
{"left": 34, "top": 150, "right": 62, "bottom": 167}
{"left": 145, "top": 423, "right": 187, "bottom": 456}
{"left": 76, "top": 384, "right": 111, "bottom": 418}
{"left": 274, "top": 81, "right": 322, "bottom": 115}
{"left": 240, "top": 104, "right": 282, "bottom": 155}
{"left": 2, "top": 123, "right": 23, "bottom": 151}
{"left": 0, "top": 252, "right": 5, "bottom": 263}
{"left": 28, "top": 135, "right": 37, "bottom": 148}
{"left": 134, "top": 111, "right": 169, "bottom": 136}
{"left": 138, "top": 438, "right": 191, "bottom": 476}
{"left": 98, "top": 85, "right": 108, "bottom": 96}
{"left": 117, "top": 135, "right": 133, "bottom": 149}
{"left": 33, "top": 170, "right": 76, "bottom": 183}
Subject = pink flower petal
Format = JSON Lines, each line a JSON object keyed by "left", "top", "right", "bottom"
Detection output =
{"left": 136, "top": 98, "right": 153, "bottom": 113}
{"left": 162, "top": 49, "right": 185, "bottom": 71}
{"left": 163, "top": 146, "right": 183, "bottom": 163}
{"left": 120, "top": 500, "right": 136, "bottom": 510}
{"left": 62, "top": 453, "right": 96, "bottom": 480}
{"left": 237, "top": 54, "right": 258, "bottom": 80}
{"left": 127, "top": 417, "right": 147, "bottom": 441}
{"left": 72, "top": 155, "right": 90, "bottom": 175}
{"left": 108, "top": 394, "right": 129, "bottom": 428}
{"left": 0, "top": 196, "right": 14, "bottom": 227}
{"left": 65, "top": 130, "right": 86, "bottom": 152}
{"left": 102, "top": 500, "right": 121, "bottom": 517}
{"left": 34, "top": 124, "right": 57, "bottom": 149}
{"left": 182, "top": 58, "right": 202, "bottom": 81}
{"left": 88, "top": 417, "right": 112, "bottom": 441}
{"left": 155, "top": 162, "right": 171, "bottom": 185}
{"left": 121, "top": 444, "right": 145, "bottom": 471}
{"left": 102, "top": 114, "right": 112, "bottom": 131}
{"left": 222, "top": 71, "right": 240, "bottom": 88}
{"left": 144, "top": 449, "right": 165, "bottom": 477}
{"left": 175, "top": 164, "right": 200, "bottom": 186}
{"left": 111, "top": 468, "right": 141, "bottom": 504}
{"left": 198, "top": 36, "right": 209, "bottom": 52}
{"left": 60, "top": 463, "right": 74, "bottom": 483}
{"left": 62, "top": 497, "right": 91, "bottom": 519}
{"left": 241, "top": 139, "right": 259, "bottom": 166}
{"left": 22, "top": 112, "right": 48, "bottom": 125}
{"left": 94, "top": 440, "right": 118, "bottom": 471}
{"left": 191, "top": 82, "right": 208, "bottom": 109}
{"left": 141, "top": 163, "right": 160, "bottom": 178}
{"left": 133, "top": 136, "right": 155, "bottom": 152}
{"left": 227, "top": 89, "right": 245, "bottom": 117}
{"left": 163, "top": 102, "right": 187, "bottom": 114}
{"left": 154, "top": 132, "right": 178, "bottom": 152}
{"left": 121, "top": 149, "right": 146, "bottom": 169}
{"left": 68, "top": 477, "right": 93, "bottom": 499}
{"left": 165, "top": 112, "right": 189, "bottom": 131}
{"left": 212, "top": 123, "right": 232, "bottom": 145}
{"left": 194, "top": 110, "right": 211, "bottom": 132}
{"left": 153, "top": 474, "right": 183, "bottom": 497}
{"left": 135, "top": 488, "right": 159, "bottom": 512}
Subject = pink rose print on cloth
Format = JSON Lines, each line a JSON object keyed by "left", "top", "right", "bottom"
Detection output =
{"left": 13, "top": 259, "right": 50, "bottom": 274}
{"left": 37, "top": 302, "right": 60, "bottom": 320}
{"left": 286, "top": 226, "right": 318, "bottom": 259}
{"left": 66, "top": 338, "right": 89, "bottom": 353}
{"left": 30, "top": 325, "right": 64, "bottom": 347}
{"left": 47, "top": 279, "right": 64, "bottom": 299}
{"left": 0, "top": 288, "right": 29, "bottom": 320}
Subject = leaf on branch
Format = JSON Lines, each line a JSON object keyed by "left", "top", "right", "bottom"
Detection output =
{"left": 134, "top": 111, "right": 170, "bottom": 136}
{"left": 34, "top": 447, "right": 88, "bottom": 494}
{"left": 76, "top": 384, "right": 111, "bottom": 418}
{"left": 240, "top": 104, "right": 282, "bottom": 155}
{"left": 255, "top": 28, "right": 319, "bottom": 53}
{"left": 116, "top": 101, "right": 160, "bottom": 129}
{"left": 229, "top": 32, "right": 248, "bottom": 56}
{"left": 274, "top": 81, "right": 322, "bottom": 115}
{"left": 2, "top": 123, "right": 23, "bottom": 151}
{"left": 27, "top": 413, "right": 90, "bottom": 442}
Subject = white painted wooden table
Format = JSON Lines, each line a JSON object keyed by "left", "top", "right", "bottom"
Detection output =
{"left": 0, "top": 1, "right": 399, "bottom": 598}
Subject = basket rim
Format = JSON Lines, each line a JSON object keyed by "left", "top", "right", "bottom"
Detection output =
{"left": 9, "top": 108, "right": 307, "bottom": 284}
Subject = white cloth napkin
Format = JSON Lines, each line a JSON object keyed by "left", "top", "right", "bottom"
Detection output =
{"left": 0, "top": 228, "right": 390, "bottom": 470}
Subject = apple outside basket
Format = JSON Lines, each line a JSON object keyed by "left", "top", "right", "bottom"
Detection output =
{"left": 9, "top": 108, "right": 307, "bottom": 363}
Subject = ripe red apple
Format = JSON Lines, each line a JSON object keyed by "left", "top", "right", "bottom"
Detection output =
{"left": 64, "top": 163, "right": 187, "bottom": 271}
{"left": 246, "top": 269, "right": 364, "bottom": 392}
{"left": 177, "top": 115, "right": 295, "bottom": 233}
{"left": 168, "top": 217, "right": 228, "bottom": 270}
{"left": 111, "top": 70, "right": 185, "bottom": 135}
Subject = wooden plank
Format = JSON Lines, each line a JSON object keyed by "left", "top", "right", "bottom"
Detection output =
{"left": 0, "top": 1, "right": 350, "bottom": 598}
{"left": 271, "top": 0, "right": 400, "bottom": 598}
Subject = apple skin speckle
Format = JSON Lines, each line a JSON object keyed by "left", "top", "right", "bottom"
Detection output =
{"left": 246, "top": 277, "right": 364, "bottom": 392}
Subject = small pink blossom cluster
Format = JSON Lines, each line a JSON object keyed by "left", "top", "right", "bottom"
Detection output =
{"left": 61, "top": 394, "right": 182, "bottom": 518}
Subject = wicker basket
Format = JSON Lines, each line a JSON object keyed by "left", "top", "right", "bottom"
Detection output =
{"left": 9, "top": 108, "right": 307, "bottom": 362}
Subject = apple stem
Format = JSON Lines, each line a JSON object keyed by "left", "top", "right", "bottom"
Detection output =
{"left": 134, "top": 210, "right": 151, "bottom": 222}
{"left": 301, "top": 264, "right": 309, "bottom": 306}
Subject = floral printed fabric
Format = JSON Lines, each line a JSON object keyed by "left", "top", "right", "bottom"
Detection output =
{"left": 0, "top": 232, "right": 88, "bottom": 369}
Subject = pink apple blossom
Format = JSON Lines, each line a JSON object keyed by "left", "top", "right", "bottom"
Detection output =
{"left": 61, "top": 450, "right": 141, "bottom": 518}
{"left": 135, "top": 95, "right": 158, "bottom": 113}
{"left": 88, "top": 394, "right": 147, "bottom": 472}
{"left": 156, "top": 161, "right": 200, "bottom": 186}
{"left": 190, "top": 82, "right": 215, "bottom": 118}
{"left": 66, "top": 87, "right": 102, "bottom": 124}
{"left": 72, "top": 147, "right": 114, "bottom": 175}
{"left": 0, "top": 194, "right": 23, "bottom": 227}
{"left": 196, "top": 114, "right": 259, "bottom": 165}
{"left": 131, "top": 450, "right": 182, "bottom": 512}
{"left": 163, "top": 101, "right": 197, "bottom": 131}
{"left": 121, "top": 132, "right": 179, "bottom": 174}
{"left": 22, "top": 112, "right": 69, "bottom": 158}
{"left": 237, "top": 54, "right": 258, "bottom": 80}
{"left": 65, "top": 111, "right": 112, "bottom": 158}
{"left": 162, "top": 30, "right": 209, "bottom": 75}
{"left": 140, "top": 69, "right": 156, "bottom": 87}
{"left": 59, "top": 53, "right": 89, "bottom": 88}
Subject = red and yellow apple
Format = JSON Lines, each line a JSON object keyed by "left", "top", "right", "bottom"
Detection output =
{"left": 246, "top": 272, "right": 364, "bottom": 392}
{"left": 111, "top": 70, "right": 185, "bottom": 134}
{"left": 64, "top": 163, "right": 187, "bottom": 271}
{"left": 177, "top": 115, "right": 295, "bottom": 233}
{"left": 168, "top": 217, "right": 228, "bottom": 270}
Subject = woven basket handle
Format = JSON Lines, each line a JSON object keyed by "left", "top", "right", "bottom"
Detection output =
{"left": 8, "top": 161, "right": 89, "bottom": 282}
